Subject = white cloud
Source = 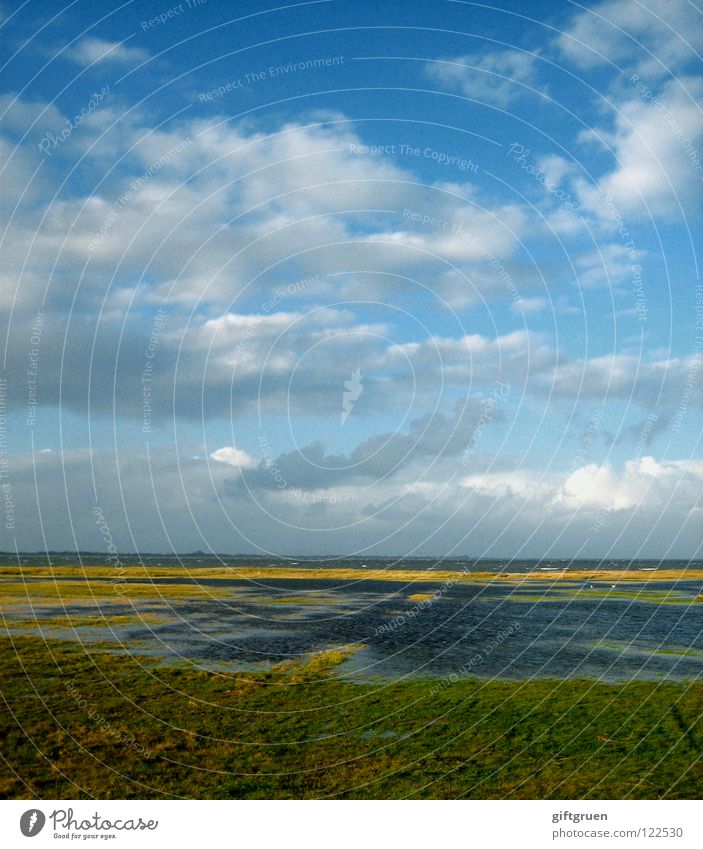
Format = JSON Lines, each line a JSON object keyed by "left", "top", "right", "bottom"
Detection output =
{"left": 562, "top": 462, "right": 623, "bottom": 508}
{"left": 458, "top": 469, "right": 546, "bottom": 499}
{"left": 0, "top": 102, "right": 542, "bottom": 322}
{"left": 458, "top": 456, "right": 703, "bottom": 525}
{"left": 559, "top": 456, "right": 703, "bottom": 512}
{"left": 66, "top": 37, "right": 149, "bottom": 66}
{"left": 576, "top": 243, "right": 640, "bottom": 288}
{"left": 538, "top": 155, "right": 578, "bottom": 187}
{"left": 570, "top": 77, "right": 703, "bottom": 219}
{"left": 511, "top": 296, "right": 548, "bottom": 314}
{"left": 370, "top": 201, "right": 529, "bottom": 265}
{"left": 543, "top": 353, "right": 703, "bottom": 410}
{"left": 556, "top": 0, "right": 703, "bottom": 76}
{"left": 426, "top": 50, "right": 543, "bottom": 106}
{"left": 210, "top": 446, "right": 259, "bottom": 470}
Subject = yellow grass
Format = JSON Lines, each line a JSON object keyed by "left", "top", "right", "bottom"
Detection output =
{"left": 2, "top": 565, "right": 701, "bottom": 584}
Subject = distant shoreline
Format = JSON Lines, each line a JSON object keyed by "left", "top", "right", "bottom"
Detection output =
{"left": 1, "top": 552, "right": 697, "bottom": 564}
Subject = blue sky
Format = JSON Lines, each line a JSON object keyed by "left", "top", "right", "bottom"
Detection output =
{"left": 1, "top": 0, "right": 702, "bottom": 557}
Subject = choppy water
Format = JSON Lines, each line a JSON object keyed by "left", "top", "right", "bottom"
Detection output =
{"left": 6, "top": 566, "right": 703, "bottom": 683}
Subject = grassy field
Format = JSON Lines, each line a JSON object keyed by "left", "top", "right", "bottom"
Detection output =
{"left": 1, "top": 634, "right": 702, "bottom": 799}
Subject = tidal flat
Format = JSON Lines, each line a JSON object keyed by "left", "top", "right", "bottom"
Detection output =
{"left": 1, "top": 563, "right": 702, "bottom": 681}
{"left": 1, "top": 563, "right": 702, "bottom": 798}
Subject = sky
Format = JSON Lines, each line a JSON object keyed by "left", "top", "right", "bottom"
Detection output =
{"left": 0, "top": 0, "right": 702, "bottom": 559}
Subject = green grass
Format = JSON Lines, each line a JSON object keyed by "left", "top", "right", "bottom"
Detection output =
{"left": 0, "top": 579, "right": 233, "bottom": 600}
{"left": 502, "top": 588, "right": 698, "bottom": 605}
{"left": 0, "top": 612, "right": 175, "bottom": 629}
{"left": 1, "top": 635, "right": 702, "bottom": 799}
